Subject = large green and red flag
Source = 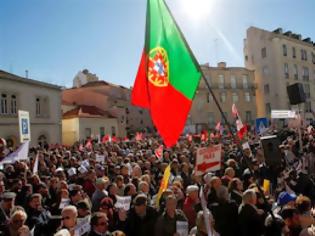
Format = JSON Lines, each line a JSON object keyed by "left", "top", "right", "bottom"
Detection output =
{"left": 132, "top": 0, "right": 201, "bottom": 147}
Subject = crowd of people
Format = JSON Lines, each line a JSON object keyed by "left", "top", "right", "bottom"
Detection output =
{"left": 0, "top": 126, "right": 315, "bottom": 236}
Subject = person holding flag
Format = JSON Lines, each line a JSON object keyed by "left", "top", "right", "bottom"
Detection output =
{"left": 232, "top": 104, "right": 247, "bottom": 140}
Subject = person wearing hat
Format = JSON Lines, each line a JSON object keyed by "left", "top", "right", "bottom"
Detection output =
{"left": 91, "top": 177, "right": 109, "bottom": 212}
{"left": 0, "top": 191, "right": 16, "bottom": 226}
{"left": 277, "top": 191, "right": 297, "bottom": 209}
{"left": 183, "top": 185, "right": 201, "bottom": 230}
{"left": 119, "top": 194, "right": 158, "bottom": 236}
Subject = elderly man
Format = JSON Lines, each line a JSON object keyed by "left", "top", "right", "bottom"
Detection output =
{"left": 88, "top": 212, "right": 110, "bottom": 236}
{"left": 60, "top": 205, "right": 78, "bottom": 236}
{"left": 155, "top": 195, "right": 187, "bottom": 236}
{"left": 120, "top": 194, "right": 158, "bottom": 236}
{"left": 1, "top": 209, "right": 30, "bottom": 236}
{"left": 91, "top": 177, "right": 109, "bottom": 212}
{"left": 238, "top": 189, "right": 265, "bottom": 236}
{"left": 0, "top": 192, "right": 16, "bottom": 227}
{"left": 183, "top": 185, "right": 202, "bottom": 230}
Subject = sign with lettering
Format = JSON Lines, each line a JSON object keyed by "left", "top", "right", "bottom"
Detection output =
{"left": 18, "top": 110, "right": 31, "bottom": 143}
{"left": 115, "top": 195, "right": 132, "bottom": 211}
{"left": 195, "top": 144, "right": 222, "bottom": 175}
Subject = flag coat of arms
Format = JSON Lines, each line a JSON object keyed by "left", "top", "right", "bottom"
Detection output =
{"left": 131, "top": 0, "right": 201, "bottom": 147}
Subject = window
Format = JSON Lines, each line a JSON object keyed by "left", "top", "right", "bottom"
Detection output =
{"left": 293, "top": 64, "right": 298, "bottom": 80}
{"left": 304, "top": 84, "right": 310, "bottom": 99}
{"left": 301, "top": 49, "right": 307, "bottom": 61}
{"left": 230, "top": 75, "right": 236, "bottom": 89}
{"left": 242, "top": 75, "right": 248, "bottom": 89}
{"left": 232, "top": 92, "right": 239, "bottom": 103}
{"left": 245, "top": 111, "right": 252, "bottom": 123}
{"left": 140, "top": 120, "right": 143, "bottom": 124}
{"left": 206, "top": 75, "right": 212, "bottom": 86}
{"left": 125, "top": 108, "right": 129, "bottom": 114}
{"left": 0, "top": 94, "right": 8, "bottom": 114}
{"left": 10, "top": 95, "right": 17, "bottom": 114}
{"left": 245, "top": 55, "right": 248, "bottom": 61}
{"left": 305, "top": 101, "right": 312, "bottom": 113}
{"left": 85, "top": 128, "right": 91, "bottom": 138}
{"left": 312, "top": 52, "right": 315, "bottom": 64}
{"left": 266, "top": 103, "right": 271, "bottom": 114}
{"left": 218, "top": 75, "right": 225, "bottom": 89}
{"left": 220, "top": 92, "right": 226, "bottom": 103}
{"left": 244, "top": 92, "right": 251, "bottom": 102}
{"left": 221, "top": 112, "right": 228, "bottom": 124}
{"left": 282, "top": 44, "right": 287, "bottom": 56}
{"left": 284, "top": 63, "right": 289, "bottom": 79}
{"left": 36, "top": 98, "right": 41, "bottom": 116}
{"left": 292, "top": 47, "right": 296, "bottom": 58}
{"left": 261, "top": 47, "right": 267, "bottom": 58}
{"left": 303, "top": 67, "right": 309, "bottom": 81}
{"left": 264, "top": 84, "right": 270, "bottom": 94}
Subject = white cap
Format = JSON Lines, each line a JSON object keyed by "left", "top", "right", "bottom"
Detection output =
{"left": 186, "top": 185, "right": 199, "bottom": 194}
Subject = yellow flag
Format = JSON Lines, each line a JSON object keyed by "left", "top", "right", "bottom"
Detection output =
{"left": 263, "top": 179, "right": 270, "bottom": 194}
{"left": 156, "top": 164, "right": 171, "bottom": 207}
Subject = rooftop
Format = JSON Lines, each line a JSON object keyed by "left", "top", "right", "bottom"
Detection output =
{"left": 63, "top": 105, "right": 116, "bottom": 119}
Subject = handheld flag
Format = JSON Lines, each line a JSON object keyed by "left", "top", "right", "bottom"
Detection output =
{"left": 155, "top": 145, "right": 163, "bottom": 159}
{"left": 1, "top": 141, "right": 30, "bottom": 164}
{"left": 156, "top": 164, "right": 171, "bottom": 207}
{"left": 232, "top": 104, "right": 247, "bottom": 140}
{"left": 33, "top": 154, "right": 39, "bottom": 174}
{"left": 102, "top": 135, "right": 111, "bottom": 143}
{"left": 131, "top": 0, "right": 201, "bottom": 147}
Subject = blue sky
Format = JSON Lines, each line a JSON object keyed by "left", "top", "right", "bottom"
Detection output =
{"left": 0, "top": 0, "right": 314, "bottom": 88}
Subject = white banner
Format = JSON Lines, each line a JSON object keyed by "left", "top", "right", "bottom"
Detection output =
{"left": 176, "top": 221, "right": 189, "bottom": 236}
{"left": 115, "top": 195, "right": 132, "bottom": 211}
{"left": 18, "top": 110, "right": 31, "bottom": 143}
{"left": 95, "top": 154, "right": 105, "bottom": 163}
{"left": 1, "top": 141, "right": 30, "bottom": 164}
{"left": 195, "top": 144, "right": 222, "bottom": 176}
{"left": 271, "top": 110, "right": 296, "bottom": 119}
{"left": 74, "top": 215, "right": 91, "bottom": 236}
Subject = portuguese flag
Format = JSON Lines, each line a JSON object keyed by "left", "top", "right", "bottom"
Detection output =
{"left": 132, "top": 0, "right": 201, "bottom": 147}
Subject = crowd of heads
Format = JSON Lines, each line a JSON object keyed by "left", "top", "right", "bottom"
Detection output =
{"left": 0, "top": 126, "right": 315, "bottom": 236}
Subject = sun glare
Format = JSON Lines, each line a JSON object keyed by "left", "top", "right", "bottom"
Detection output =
{"left": 182, "top": 0, "right": 214, "bottom": 21}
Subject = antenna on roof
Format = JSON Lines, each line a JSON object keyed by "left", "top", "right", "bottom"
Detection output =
{"left": 25, "top": 70, "right": 29, "bottom": 78}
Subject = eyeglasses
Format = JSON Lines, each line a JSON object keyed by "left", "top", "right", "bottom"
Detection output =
{"left": 62, "top": 216, "right": 71, "bottom": 220}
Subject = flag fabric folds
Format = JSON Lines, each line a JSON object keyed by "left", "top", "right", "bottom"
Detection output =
{"left": 232, "top": 104, "right": 247, "bottom": 140}
{"left": 131, "top": 0, "right": 201, "bottom": 147}
{"left": 156, "top": 164, "right": 171, "bottom": 207}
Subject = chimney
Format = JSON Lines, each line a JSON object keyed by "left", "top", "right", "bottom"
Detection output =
{"left": 217, "top": 62, "right": 226, "bottom": 68}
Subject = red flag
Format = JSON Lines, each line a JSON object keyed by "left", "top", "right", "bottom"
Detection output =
{"left": 111, "top": 136, "right": 118, "bottom": 143}
{"left": 123, "top": 137, "right": 130, "bottom": 142}
{"left": 215, "top": 121, "right": 221, "bottom": 131}
{"left": 187, "top": 134, "right": 193, "bottom": 142}
{"left": 135, "top": 132, "right": 143, "bottom": 141}
{"left": 155, "top": 145, "right": 163, "bottom": 159}
{"left": 236, "top": 118, "right": 247, "bottom": 140}
{"left": 201, "top": 130, "right": 208, "bottom": 142}
{"left": 85, "top": 139, "right": 92, "bottom": 150}
{"left": 102, "top": 135, "right": 111, "bottom": 143}
{"left": 232, "top": 104, "right": 239, "bottom": 118}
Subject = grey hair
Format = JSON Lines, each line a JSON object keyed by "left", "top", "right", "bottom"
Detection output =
{"left": 242, "top": 189, "right": 256, "bottom": 204}
{"left": 216, "top": 186, "right": 229, "bottom": 201}
{"left": 61, "top": 205, "right": 78, "bottom": 217}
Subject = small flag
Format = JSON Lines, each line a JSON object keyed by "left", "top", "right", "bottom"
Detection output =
{"left": 33, "top": 154, "right": 39, "bottom": 174}
{"left": 187, "top": 134, "right": 193, "bottom": 142}
{"left": 232, "top": 104, "right": 247, "bottom": 140}
{"left": 232, "top": 103, "right": 239, "bottom": 118}
{"left": 156, "top": 164, "right": 171, "bottom": 207}
{"left": 102, "top": 135, "right": 111, "bottom": 143}
{"left": 135, "top": 132, "right": 143, "bottom": 141}
{"left": 155, "top": 145, "right": 163, "bottom": 159}
{"left": 85, "top": 139, "right": 93, "bottom": 149}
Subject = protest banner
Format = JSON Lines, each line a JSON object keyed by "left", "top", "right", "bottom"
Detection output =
{"left": 195, "top": 144, "right": 222, "bottom": 176}
{"left": 115, "top": 195, "right": 132, "bottom": 211}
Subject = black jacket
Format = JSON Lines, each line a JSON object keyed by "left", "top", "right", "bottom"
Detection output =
{"left": 238, "top": 204, "right": 264, "bottom": 236}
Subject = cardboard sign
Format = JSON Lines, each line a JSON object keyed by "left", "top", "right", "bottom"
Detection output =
{"left": 59, "top": 198, "right": 70, "bottom": 209}
{"left": 115, "top": 195, "right": 132, "bottom": 211}
{"left": 67, "top": 167, "right": 77, "bottom": 177}
{"left": 18, "top": 110, "right": 31, "bottom": 143}
{"left": 95, "top": 154, "right": 105, "bottom": 163}
{"left": 195, "top": 144, "right": 222, "bottom": 176}
{"left": 176, "top": 221, "right": 189, "bottom": 236}
{"left": 78, "top": 166, "right": 88, "bottom": 174}
{"left": 74, "top": 216, "right": 91, "bottom": 236}
{"left": 81, "top": 160, "right": 90, "bottom": 168}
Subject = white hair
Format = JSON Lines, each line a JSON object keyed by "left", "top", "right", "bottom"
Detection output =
{"left": 61, "top": 205, "right": 78, "bottom": 217}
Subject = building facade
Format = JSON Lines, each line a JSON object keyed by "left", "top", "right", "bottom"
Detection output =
{"left": 244, "top": 27, "right": 315, "bottom": 122}
{"left": 62, "top": 105, "right": 118, "bottom": 145}
{"left": 0, "top": 70, "right": 62, "bottom": 147}
{"left": 63, "top": 71, "right": 153, "bottom": 138}
{"left": 187, "top": 62, "right": 256, "bottom": 133}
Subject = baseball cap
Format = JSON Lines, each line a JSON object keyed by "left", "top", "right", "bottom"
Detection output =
{"left": 277, "top": 192, "right": 297, "bottom": 206}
